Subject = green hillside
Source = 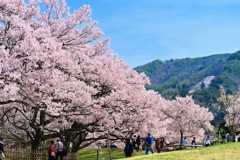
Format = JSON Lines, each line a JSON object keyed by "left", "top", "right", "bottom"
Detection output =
{"left": 135, "top": 51, "right": 240, "bottom": 126}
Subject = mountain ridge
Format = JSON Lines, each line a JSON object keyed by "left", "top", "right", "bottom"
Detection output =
{"left": 135, "top": 50, "right": 240, "bottom": 126}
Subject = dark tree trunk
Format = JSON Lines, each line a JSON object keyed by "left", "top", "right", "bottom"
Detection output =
{"left": 155, "top": 138, "right": 161, "bottom": 153}
{"left": 179, "top": 130, "right": 183, "bottom": 150}
{"left": 30, "top": 129, "right": 43, "bottom": 160}
{"left": 229, "top": 127, "right": 235, "bottom": 142}
{"left": 30, "top": 110, "right": 45, "bottom": 159}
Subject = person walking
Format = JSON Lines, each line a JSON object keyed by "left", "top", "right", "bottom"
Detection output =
{"left": 48, "top": 140, "right": 56, "bottom": 160}
{"left": 136, "top": 135, "right": 141, "bottom": 152}
{"left": 145, "top": 133, "right": 154, "bottom": 155}
{"left": 124, "top": 139, "right": 133, "bottom": 157}
{"left": 55, "top": 139, "right": 64, "bottom": 160}
{"left": 132, "top": 135, "right": 137, "bottom": 149}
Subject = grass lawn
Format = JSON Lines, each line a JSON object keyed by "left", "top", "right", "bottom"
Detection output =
{"left": 79, "top": 142, "right": 240, "bottom": 160}
{"left": 119, "top": 142, "right": 240, "bottom": 160}
{"left": 79, "top": 147, "right": 145, "bottom": 160}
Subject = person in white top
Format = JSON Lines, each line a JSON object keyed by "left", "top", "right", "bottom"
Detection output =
{"left": 55, "top": 139, "right": 64, "bottom": 160}
{"left": 204, "top": 136, "right": 211, "bottom": 146}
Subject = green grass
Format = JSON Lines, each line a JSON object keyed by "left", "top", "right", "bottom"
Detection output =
{"left": 79, "top": 147, "right": 145, "bottom": 160}
{"left": 79, "top": 143, "right": 240, "bottom": 160}
{"left": 119, "top": 142, "right": 240, "bottom": 160}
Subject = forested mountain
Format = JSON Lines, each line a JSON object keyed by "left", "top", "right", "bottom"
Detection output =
{"left": 135, "top": 51, "right": 240, "bottom": 126}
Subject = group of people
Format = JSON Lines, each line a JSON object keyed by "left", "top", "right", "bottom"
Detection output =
{"left": 183, "top": 136, "right": 211, "bottom": 146}
{"left": 48, "top": 139, "right": 67, "bottom": 160}
{"left": 125, "top": 134, "right": 213, "bottom": 158}
{"left": 182, "top": 137, "right": 197, "bottom": 146}
{"left": 124, "top": 133, "right": 154, "bottom": 157}
{"left": 222, "top": 133, "right": 231, "bottom": 143}
{"left": 0, "top": 134, "right": 215, "bottom": 159}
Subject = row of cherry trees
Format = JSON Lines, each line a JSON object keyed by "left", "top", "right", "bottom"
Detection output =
{"left": 0, "top": 0, "right": 213, "bottom": 153}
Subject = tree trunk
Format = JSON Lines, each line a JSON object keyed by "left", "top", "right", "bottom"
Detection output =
{"left": 31, "top": 128, "right": 43, "bottom": 148}
{"left": 31, "top": 135, "right": 42, "bottom": 160}
{"left": 30, "top": 115, "right": 45, "bottom": 160}
{"left": 71, "top": 144, "right": 79, "bottom": 153}
{"left": 155, "top": 138, "right": 161, "bottom": 153}
{"left": 179, "top": 130, "right": 183, "bottom": 150}
{"left": 228, "top": 126, "right": 235, "bottom": 142}
{"left": 107, "top": 130, "right": 112, "bottom": 160}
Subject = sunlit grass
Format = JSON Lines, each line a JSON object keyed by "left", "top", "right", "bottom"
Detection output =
{"left": 79, "top": 142, "right": 240, "bottom": 160}
{"left": 119, "top": 142, "right": 240, "bottom": 160}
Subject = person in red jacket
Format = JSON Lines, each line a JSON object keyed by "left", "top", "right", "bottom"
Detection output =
{"left": 48, "top": 140, "right": 56, "bottom": 160}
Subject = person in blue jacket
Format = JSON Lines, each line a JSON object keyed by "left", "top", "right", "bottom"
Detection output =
{"left": 145, "top": 133, "right": 154, "bottom": 155}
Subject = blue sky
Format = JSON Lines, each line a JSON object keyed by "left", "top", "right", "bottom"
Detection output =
{"left": 67, "top": 0, "right": 240, "bottom": 67}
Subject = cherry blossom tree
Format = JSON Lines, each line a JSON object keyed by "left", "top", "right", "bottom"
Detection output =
{"left": 0, "top": 0, "right": 105, "bottom": 150}
{"left": 0, "top": 0, "right": 158, "bottom": 153}
{"left": 160, "top": 96, "right": 213, "bottom": 149}
{"left": 218, "top": 86, "right": 240, "bottom": 138}
{"left": 0, "top": 0, "right": 215, "bottom": 154}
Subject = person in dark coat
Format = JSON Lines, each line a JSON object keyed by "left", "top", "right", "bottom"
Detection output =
{"left": 136, "top": 135, "right": 141, "bottom": 152}
{"left": 132, "top": 135, "right": 136, "bottom": 149}
{"left": 124, "top": 139, "right": 133, "bottom": 157}
{"left": 191, "top": 137, "right": 196, "bottom": 148}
